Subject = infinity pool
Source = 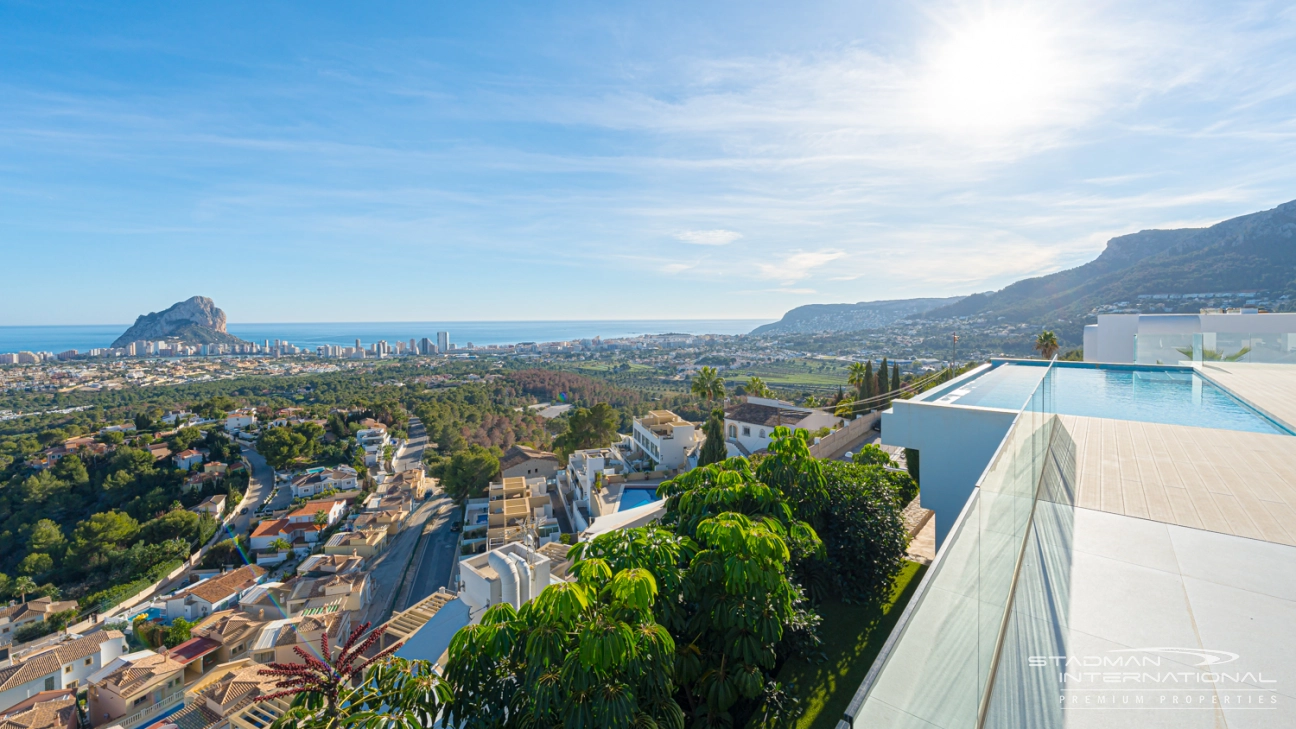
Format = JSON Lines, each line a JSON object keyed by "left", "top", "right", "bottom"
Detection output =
{"left": 928, "top": 363, "right": 1290, "bottom": 435}
{"left": 617, "top": 487, "right": 662, "bottom": 511}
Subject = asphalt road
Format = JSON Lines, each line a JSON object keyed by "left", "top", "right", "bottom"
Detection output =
{"left": 395, "top": 416, "right": 462, "bottom": 610}
{"left": 232, "top": 446, "right": 275, "bottom": 533}
{"left": 394, "top": 417, "right": 428, "bottom": 472}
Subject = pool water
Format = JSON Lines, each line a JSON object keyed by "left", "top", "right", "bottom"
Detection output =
{"left": 618, "top": 487, "right": 662, "bottom": 511}
{"left": 933, "top": 363, "right": 1289, "bottom": 435}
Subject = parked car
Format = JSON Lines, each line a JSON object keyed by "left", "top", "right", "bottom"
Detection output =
{"left": 240, "top": 507, "right": 249, "bottom": 515}
{"left": 450, "top": 522, "right": 461, "bottom": 533}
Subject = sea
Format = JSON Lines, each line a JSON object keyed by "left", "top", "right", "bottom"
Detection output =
{"left": 0, "top": 320, "right": 771, "bottom": 355}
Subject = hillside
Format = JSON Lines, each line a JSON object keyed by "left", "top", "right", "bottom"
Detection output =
{"left": 921, "top": 200, "right": 1296, "bottom": 334}
{"left": 111, "top": 296, "right": 248, "bottom": 348}
{"left": 751, "top": 297, "right": 965, "bottom": 335}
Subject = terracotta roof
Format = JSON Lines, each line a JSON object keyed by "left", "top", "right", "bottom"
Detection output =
{"left": 175, "top": 450, "right": 201, "bottom": 459}
{"left": 166, "top": 637, "right": 220, "bottom": 665}
{"left": 0, "top": 690, "right": 76, "bottom": 729}
{"left": 0, "top": 598, "right": 77, "bottom": 623}
{"left": 287, "top": 573, "right": 366, "bottom": 602}
{"left": 0, "top": 653, "right": 59, "bottom": 694}
{"left": 147, "top": 700, "right": 222, "bottom": 729}
{"left": 500, "top": 445, "right": 558, "bottom": 471}
{"left": 51, "top": 630, "right": 124, "bottom": 664}
{"left": 192, "top": 611, "right": 266, "bottom": 646}
{"left": 173, "top": 566, "right": 266, "bottom": 606}
{"left": 287, "top": 501, "right": 345, "bottom": 519}
{"left": 97, "top": 651, "right": 185, "bottom": 697}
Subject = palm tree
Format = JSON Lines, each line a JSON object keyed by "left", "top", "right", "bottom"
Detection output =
{"left": 745, "top": 376, "right": 771, "bottom": 399}
{"left": 313, "top": 510, "right": 330, "bottom": 528}
{"left": 1035, "top": 331, "right": 1060, "bottom": 360}
{"left": 803, "top": 394, "right": 821, "bottom": 408}
{"left": 12, "top": 576, "right": 35, "bottom": 603}
{"left": 847, "top": 361, "right": 869, "bottom": 400}
{"left": 270, "top": 538, "right": 292, "bottom": 553}
{"left": 690, "top": 366, "right": 726, "bottom": 403}
{"left": 834, "top": 397, "right": 856, "bottom": 418}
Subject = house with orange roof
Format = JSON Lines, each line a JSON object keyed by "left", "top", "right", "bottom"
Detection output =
{"left": 87, "top": 650, "right": 186, "bottom": 729}
{"left": 164, "top": 566, "right": 267, "bottom": 622}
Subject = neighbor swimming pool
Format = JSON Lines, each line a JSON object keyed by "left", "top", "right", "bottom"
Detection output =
{"left": 618, "top": 487, "right": 662, "bottom": 511}
{"left": 924, "top": 362, "right": 1290, "bottom": 435}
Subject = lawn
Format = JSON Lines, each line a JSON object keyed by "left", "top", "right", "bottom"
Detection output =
{"left": 777, "top": 560, "right": 928, "bottom": 729}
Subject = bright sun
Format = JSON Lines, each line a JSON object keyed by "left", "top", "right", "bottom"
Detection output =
{"left": 920, "top": 11, "right": 1061, "bottom": 134}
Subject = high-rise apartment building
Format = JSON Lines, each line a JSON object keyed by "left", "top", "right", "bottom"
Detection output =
{"left": 437, "top": 331, "right": 450, "bottom": 353}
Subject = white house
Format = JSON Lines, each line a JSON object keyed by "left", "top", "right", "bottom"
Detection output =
{"left": 563, "top": 445, "right": 630, "bottom": 507}
{"left": 165, "top": 566, "right": 267, "bottom": 622}
{"left": 0, "top": 630, "right": 127, "bottom": 713}
{"left": 722, "top": 398, "right": 840, "bottom": 455}
{"left": 290, "top": 467, "right": 359, "bottom": 498}
{"left": 172, "top": 449, "right": 204, "bottom": 471}
{"left": 224, "top": 410, "right": 257, "bottom": 433}
{"left": 1083, "top": 310, "right": 1296, "bottom": 364}
{"left": 355, "top": 425, "right": 389, "bottom": 466}
{"left": 460, "top": 542, "right": 573, "bottom": 615}
{"left": 287, "top": 499, "right": 348, "bottom": 528}
{"left": 629, "top": 410, "right": 700, "bottom": 470}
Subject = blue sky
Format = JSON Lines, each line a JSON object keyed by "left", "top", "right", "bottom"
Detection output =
{"left": 3, "top": 0, "right": 1295, "bottom": 325}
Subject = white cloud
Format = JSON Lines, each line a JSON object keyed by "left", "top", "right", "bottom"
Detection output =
{"left": 755, "top": 249, "right": 846, "bottom": 283}
{"left": 672, "top": 229, "right": 743, "bottom": 246}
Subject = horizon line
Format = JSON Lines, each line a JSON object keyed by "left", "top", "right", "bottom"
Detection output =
{"left": 0, "top": 317, "right": 777, "bottom": 329}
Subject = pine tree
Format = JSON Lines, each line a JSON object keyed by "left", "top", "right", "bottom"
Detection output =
{"left": 698, "top": 409, "right": 728, "bottom": 467}
{"left": 892, "top": 362, "right": 901, "bottom": 393}
{"left": 862, "top": 360, "right": 874, "bottom": 404}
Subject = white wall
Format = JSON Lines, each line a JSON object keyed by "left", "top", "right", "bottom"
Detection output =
{"left": 882, "top": 400, "right": 1018, "bottom": 548}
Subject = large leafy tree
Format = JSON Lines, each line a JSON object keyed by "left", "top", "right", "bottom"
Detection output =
{"left": 552, "top": 402, "right": 620, "bottom": 458}
{"left": 442, "top": 561, "right": 681, "bottom": 729}
{"left": 697, "top": 409, "right": 727, "bottom": 468}
{"left": 430, "top": 444, "right": 500, "bottom": 504}
{"left": 690, "top": 367, "right": 725, "bottom": 403}
{"left": 818, "top": 460, "right": 910, "bottom": 603}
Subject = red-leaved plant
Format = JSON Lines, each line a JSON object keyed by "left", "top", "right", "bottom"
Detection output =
{"left": 258, "top": 621, "right": 401, "bottom": 715}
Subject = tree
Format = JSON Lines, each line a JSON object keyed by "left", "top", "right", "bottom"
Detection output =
{"left": 432, "top": 445, "right": 501, "bottom": 504}
{"left": 847, "top": 362, "right": 869, "bottom": 402}
{"left": 313, "top": 510, "right": 329, "bottom": 528}
{"left": 134, "top": 412, "right": 155, "bottom": 432}
{"left": 552, "top": 402, "right": 620, "bottom": 458}
{"left": 170, "top": 427, "right": 202, "bottom": 453}
{"left": 18, "top": 553, "right": 52, "bottom": 577}
{"left": 442, "top": 561, "right": 681, "bottom": 729}
{"left": 99, "top": 430, "right": 125, "bottom": 446}
{"left": 71, "top": 511, "right": 141, "bottom": 568}
{"left": 269, "top": 538, "right": 292, "bottom": 552}
{"left": 904, "top": 447, "right": 920, "bottom": 486}
{"left": 818, "top": 461, "right": 911, "bottom": 603}
{"left": 697, "top": 408, "right": 727, "bottom": 467}
{"left": 28, "top": 519, "right": 67, "bottom": 558}
{"left": 141, "top": 510, "right": 214, "bottom": 547}
{"left": 833, "top": 397, "right": 855, "bottom": 418}
{"left": 852, "top": 444, "right": 893, "bottom": 468}
{"left": 258, "top": 428, "right": 308, "bottom": 470}
{"left": 892, "top": 362, "right": 901, "bottom": 394}
{"left": 12, "top": 576, "right": 35, "bottom": 603}
{"left": 803, "top": 394, "right": 820, "bottom": 408}
{"left": 1035, "top": 330, "right": 1060, "bottom": 360}
{"left": 257, "top": 622, "right": 416, "bottom": 727}
{"left": 166, "top": 617, "right": 194, "bottom": 648}
{"left": 877, "top": 357, "right": 890, "bottom": 406}
{"left": 690, "top": 366, "right": 726, "bottom": 403}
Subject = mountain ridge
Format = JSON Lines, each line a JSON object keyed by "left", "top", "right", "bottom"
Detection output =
{"left": 751, "top": 297, "right": 965, "bottom": 335}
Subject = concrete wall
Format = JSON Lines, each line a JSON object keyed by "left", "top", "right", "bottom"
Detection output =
{"left": 882, "top": 400, "right": 1018, "bottom": 548}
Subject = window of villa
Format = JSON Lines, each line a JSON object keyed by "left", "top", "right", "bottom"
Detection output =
{"left": 44, "top": 677, "right": 55, "bottom": 691}
{"left": 64, "top": 665, "right": 72, "bottom": 673}
{"left": 728, "top": 425, "right": 736, "bottom": 437}
{"left": 742, "top": 427, "right": 751, "bottom": 437}
{"left": 84, "top": 658, "right": 92, "bottom": 665}
{"left": 758, "top": 429, "right": 765, "bottom": 438}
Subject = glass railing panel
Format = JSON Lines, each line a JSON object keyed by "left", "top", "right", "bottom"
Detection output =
{"left": 1133, "top": 333, "right": 1195, "bottom": 364}
{"left": 851, "top": 363, "right": 1057, "bottom": 729}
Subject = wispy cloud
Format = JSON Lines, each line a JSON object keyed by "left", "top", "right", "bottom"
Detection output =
{"left": 755, "top": 250, "right": 846, "bottom": 284}
{"left": 672, "top": 229, "right": 743, "bottom": 246}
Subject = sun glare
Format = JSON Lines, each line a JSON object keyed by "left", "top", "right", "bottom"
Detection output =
{"left": 920, "top": 11, "right": 1061, "bottom": 134}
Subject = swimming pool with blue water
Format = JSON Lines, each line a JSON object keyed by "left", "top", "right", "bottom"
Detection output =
{"left": 617, "top": 487, "right": 663, "bottom": 512}
{"left": 924, "top": 363, "right": 1289, "bottom": 435}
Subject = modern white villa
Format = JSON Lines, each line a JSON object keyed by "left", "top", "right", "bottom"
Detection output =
{"left": 1083, "top": 310, "right": 1296, "bottom": 364}
{"left": 846, "top": 357, "right": 1296, "bottom": 728}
